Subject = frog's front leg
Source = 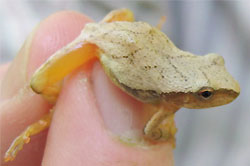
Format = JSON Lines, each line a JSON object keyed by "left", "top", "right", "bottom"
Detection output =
{"left": 4, "top": 110, "right": 54, "bottom": 162}
{"left": 144, "top": 108, "right": 177, "bottom": 146}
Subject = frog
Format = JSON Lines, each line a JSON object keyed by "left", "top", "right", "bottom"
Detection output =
{"left": 4, "top": 8, "right": 240, "bottom": 162}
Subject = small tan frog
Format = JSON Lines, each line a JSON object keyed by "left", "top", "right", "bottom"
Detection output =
{"left": 4, "top": 8, "right": 240, "bottom": 162}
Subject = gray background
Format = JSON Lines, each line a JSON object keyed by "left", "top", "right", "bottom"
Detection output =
{"left": 1, "top": 1, "right": 249, "bottom": 166}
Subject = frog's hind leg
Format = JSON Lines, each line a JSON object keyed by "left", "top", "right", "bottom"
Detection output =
{"left": 144, "top": 109, "right": 177, "bottom": 146}
{"left": 156, "top": 16, "right": 166, "bottom": 30}
{"left": 31, "top": 8, "right": 135, "bottom": 104}
{"left": 101, "top": 8, "right": 134, "bottom": 23}
{"left": 4, "top": 110, "right": 54, "bottom": 162}
{"left": 30, "top": 42, "right": 99, "bottom": 103}
{"left": 5, "top": 7, "right": 136, "bottom": 163}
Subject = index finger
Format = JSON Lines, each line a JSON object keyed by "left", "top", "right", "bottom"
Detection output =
{"left": 0, "top": 11, "right": 92, "bottom": 166}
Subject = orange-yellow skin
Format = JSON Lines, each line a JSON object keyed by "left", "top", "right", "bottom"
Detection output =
{"left": 34, "top": 7, "right": 135, "bottom": 99}
{"left": 30, "top": 9, "right": 134, "bottom": 104}
{"left": 31, "top": 44, "right": 99, "bottom": 103}
{"left": 4, "top": 8, "right": 136, "bottom": 162}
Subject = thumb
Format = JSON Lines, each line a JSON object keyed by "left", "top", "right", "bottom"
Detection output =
{"left": 42, "top": 62, "right": 174, "bottom": 166}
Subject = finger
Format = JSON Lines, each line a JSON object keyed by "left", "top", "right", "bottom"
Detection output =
{"left": 42, "top": 62, "right": 173, "bottom": 166}
{"left": 1, "top": 11, "right": 92, "bottom": 100}
{"left": 0, "top": 63, "right": 10, "bottom": 86}
{"left": 0, "top": 11, "right": 92, "bottom": 166}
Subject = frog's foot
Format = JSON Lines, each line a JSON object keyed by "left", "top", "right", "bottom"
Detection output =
{"left": 156, "top": 16, "right": 166, "bottom": 30}
{"left": 143, "top": 109, "right": 177, "bottom": 147}
{"left": 158, "top": 114, "right": 177, "bottom": 146}
{"left": 4, "top": 110, "right": 53, "bottom": 162}
{"left": 101, "top": 8, "right": 134, "bottom": 23}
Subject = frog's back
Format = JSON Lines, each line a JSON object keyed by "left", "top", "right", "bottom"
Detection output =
{"left": 81, "top": 21, "right": 178, "bottom": 57}
{"left": 80, "top": 22, "right": 188, "bottom": 93}
{"left": 79, "top": 22, "right": 237, "bottom": 101}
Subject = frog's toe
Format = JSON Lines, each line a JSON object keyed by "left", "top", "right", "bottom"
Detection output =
{"left": 4, "top": 111, "right": 53, "bottom": 162}
{"left": 143, "top": 111, "right": 177, "bottom": 147}
{"left": 4, "top": 133, "right": 30, "bottom": 162}
{"left": 145, "top": 128, "right": 163, "bottom": 140}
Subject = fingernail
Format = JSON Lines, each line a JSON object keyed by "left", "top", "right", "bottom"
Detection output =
{"left": 0, "top": 27, "right": 37, "bottom": 100}
{"left": 92, "top": 62, "right": 152, "bottom": 144}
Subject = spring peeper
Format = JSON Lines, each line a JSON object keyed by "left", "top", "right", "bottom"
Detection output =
{"left": 4, "top": 8, "right": 240, "bottom": 162}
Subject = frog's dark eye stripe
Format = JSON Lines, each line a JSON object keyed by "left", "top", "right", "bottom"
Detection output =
{"left": 198, "top": 87, "right": 214, "bottom": 99}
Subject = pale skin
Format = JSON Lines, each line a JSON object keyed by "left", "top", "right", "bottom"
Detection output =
{"left": 1, "top": 9, "right": 240, "bottom": 165}
{"left": 0, "top": 11, "right": 174, "bottom": 166}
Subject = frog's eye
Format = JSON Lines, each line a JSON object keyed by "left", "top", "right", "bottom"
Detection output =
{"left": 198, "top": 87, "right": 214, "bottom": 99}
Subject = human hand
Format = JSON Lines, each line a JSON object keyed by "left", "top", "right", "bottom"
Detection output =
{"left": 0, "top": 11, "right": 173, "bottom": 166}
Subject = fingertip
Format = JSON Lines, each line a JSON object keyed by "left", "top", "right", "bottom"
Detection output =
{"left": 1, "top": 11, "right": 93, "bottom": 100}
{"left": 28, "top": 11, "right": 93, "bottom": 78}
{"left": 0, "top": 11, "right": 94, "bottom": 165}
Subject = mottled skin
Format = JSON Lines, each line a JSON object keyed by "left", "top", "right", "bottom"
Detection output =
{"left": 81, "top": 22, "right": 239, "bottom": 104}
{"left": 4, "top": 8, "right": 240, "bottom": 162}
{"left": 80, "top": 21, "right": 239, "bottom": 140}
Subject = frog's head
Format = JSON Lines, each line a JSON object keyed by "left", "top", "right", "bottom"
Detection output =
{"left": 180, "top": 53, "right": 240, "bottom": 109}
